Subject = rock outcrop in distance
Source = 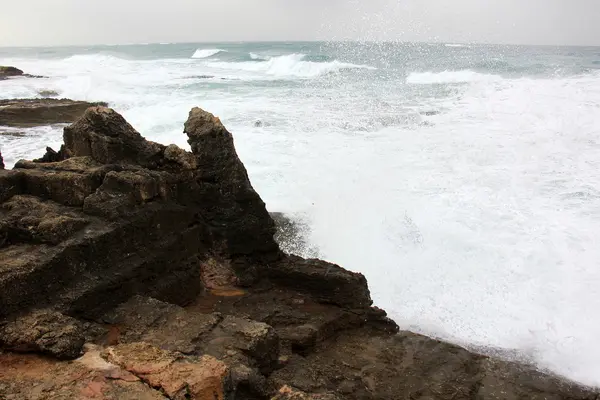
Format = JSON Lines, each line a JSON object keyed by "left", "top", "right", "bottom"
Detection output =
{"left": 0, "top": 106, "right": 598, "bottom": 399}
{"left": 0, "top": 65, "right": 45, "bottom": 80}
{"left": 0, "top": 98, "right": 108, "bottom": 127}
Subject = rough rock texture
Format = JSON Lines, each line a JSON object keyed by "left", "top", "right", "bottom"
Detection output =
{"left": 0, "top": 310, "right": 85, "bottom": 359}
{"left": 105, "top": 342, "right": 233, "bottom": 399}
{"left": 0, "top": 349, "right": 167, "bottom": 399}
{"left": 0, "top": 107, "right": 598, "bottom": 400}
{"left": 0, "top": 98, "right": 108, "bottom": 127}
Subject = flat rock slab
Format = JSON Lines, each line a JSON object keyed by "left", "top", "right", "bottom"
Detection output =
{"left": 0, "top": 98, "right": 108, "bottom": 127}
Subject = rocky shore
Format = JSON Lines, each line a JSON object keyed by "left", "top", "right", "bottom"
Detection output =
{"left": 0, "top": 74, "right": 598, "bottom": 398}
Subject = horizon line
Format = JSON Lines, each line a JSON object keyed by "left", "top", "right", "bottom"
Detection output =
{"left": 1, "top": 39, "right": 599, "bottom": 50}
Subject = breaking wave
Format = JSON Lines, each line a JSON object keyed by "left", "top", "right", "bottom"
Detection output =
{"left": 191, "top": 48, "right": 226, "bottom": 59}
{"left": 206, "top": 53, "right": 375, "bottom": 78}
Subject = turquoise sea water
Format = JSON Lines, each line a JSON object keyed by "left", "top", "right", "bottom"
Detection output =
{"left": 2, "top": 42, "right": 600, "bottom": 386}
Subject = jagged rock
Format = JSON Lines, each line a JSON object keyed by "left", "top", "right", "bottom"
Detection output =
{"left": 0, "top": 106, "right": 280, "bottom": 319}
{"left": 104, "top": 342, "right": 233, "bottom": 399}
{"left": 63, "top": 107, "right": 165, "bottom": 168}
{"left": 34, "top": 145, "right": 70, "bottom": 163}
{"left": 184, "top": 107, "right": 278, "bottom": 260}
{"left": 0, "top": 98, "right": 108, "bottom": 127}
{"left": 0, "top": 310, "right": 85, "bottom": 359}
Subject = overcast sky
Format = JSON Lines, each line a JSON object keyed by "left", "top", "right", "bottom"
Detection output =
{"left": 0, "top": 0, "right": 598, "bottom": 47}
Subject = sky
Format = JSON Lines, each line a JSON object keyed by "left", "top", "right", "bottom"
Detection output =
{"left": 0, "top": 0, "right": 598, "bottom": 47}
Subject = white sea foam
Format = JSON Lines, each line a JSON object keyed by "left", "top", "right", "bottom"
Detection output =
{"left": 207, "top": 53, "right": 375, "bottom": 78}
{"left": 445, "top": 43, "right": 468, "bottom": 48}
{"left": 407, "top": 70, "right": 502, "bottom": 84}
{"left": 191, "top": 48, "right": 225, "bottom": 59}
{"left": 247, "top": 71, "right": 600, "bottom": 387}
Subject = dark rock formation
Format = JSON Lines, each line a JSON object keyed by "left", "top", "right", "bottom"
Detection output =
{"left": 0, "top": 106, "right": 598, "bottom": 400}
{"left": 0, "top": 98, "right": 108, "bottom": 127}
{"left": 0, "top": 66, "right": 46, "bottom": 80}
{"left": 0, "top": 150, "right": 4, "bottom": 169}
{"left": 0, "top": 66, "right": 24, "bottom": 79}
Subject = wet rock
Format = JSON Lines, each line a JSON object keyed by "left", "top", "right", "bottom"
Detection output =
{"left": 269, "top": 330, "right": 599, "bottom": 400}
{"left": 0, "top": 98, "right": 108, "bottom": 127}
{"left": 267, "top": 255, "right": 372, "bottom": 308}
{"left": 38, "top": 89, "right": 60, "bottom": 98}
{"left": 0, "top": 150, "right": 4, "bottom": 169}
{"left": 184, "top": 107, "right": 278, "bottom": 260}
{"left": 0, "top": 310, "right": 85, "bottom": 359}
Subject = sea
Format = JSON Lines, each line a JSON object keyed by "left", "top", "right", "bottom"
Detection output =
{"left": 1, "top": 42, "right": 600, "bottom": 386}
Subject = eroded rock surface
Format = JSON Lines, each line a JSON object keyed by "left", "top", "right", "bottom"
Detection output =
{"left": 0, "top": 310, "right": 85, "bottom": 359}
{"left": 0, "top": 106, "right": 597, "bottom": 400}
